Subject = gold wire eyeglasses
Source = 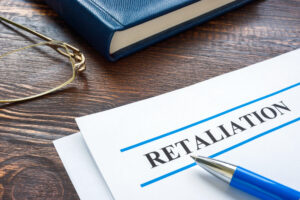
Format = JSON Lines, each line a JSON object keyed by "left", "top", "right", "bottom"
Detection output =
{"left": 0, "top": 16, "right": 86, "bottom": 103}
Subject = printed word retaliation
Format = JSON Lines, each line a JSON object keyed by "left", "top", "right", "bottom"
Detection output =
{"left": 144, "top": 101, "right": 291, "bottom": 168}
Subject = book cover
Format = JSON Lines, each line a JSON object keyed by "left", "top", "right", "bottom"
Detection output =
{"left": 46, "top": 0, "right": 253, "bottom": 61}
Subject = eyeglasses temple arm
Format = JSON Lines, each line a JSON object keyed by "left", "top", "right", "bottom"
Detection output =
{"left": 0, "top": 16, "right": 53, "bottom": 42}
{"left": 0, "top": 16, "right": 80, "bottom": 53}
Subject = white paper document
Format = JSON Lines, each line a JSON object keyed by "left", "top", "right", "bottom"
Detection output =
{"left": 55, "top": 49, "right": 300, "bottom": 200}
{"left": 54, "top": 133, "right": 113, "bottom": 200}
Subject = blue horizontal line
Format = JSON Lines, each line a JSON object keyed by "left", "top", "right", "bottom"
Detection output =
{"left": 140, "top": 117, "right": 300, "bottom": 187}
{"left": 121, "top": 82, "right": 300, "bottom": 152}
{"left": 140, "top": 163, "right": 197, "bottom": 187}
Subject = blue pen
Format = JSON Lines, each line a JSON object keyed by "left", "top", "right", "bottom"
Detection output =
{"left": 191, "top": 155, "right": 300, "bottom": 200}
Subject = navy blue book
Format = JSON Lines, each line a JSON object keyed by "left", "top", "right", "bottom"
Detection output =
{"left": 46, "top": 0, "right": 253, "bottom": 61}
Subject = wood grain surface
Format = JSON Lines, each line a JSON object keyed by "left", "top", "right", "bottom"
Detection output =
{"left": 0, "top": 0, "right": 299, "bottom": 199}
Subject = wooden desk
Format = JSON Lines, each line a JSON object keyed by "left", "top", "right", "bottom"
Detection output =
{"left": 0, "top": 0, "right": 299, "bottom": 199}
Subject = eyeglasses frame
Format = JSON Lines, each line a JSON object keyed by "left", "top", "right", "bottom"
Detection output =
{"left": 0, "top": 16, "right": 86, "bottom": 103}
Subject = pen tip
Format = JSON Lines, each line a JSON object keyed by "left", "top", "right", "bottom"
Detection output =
{"left": 190, "top": 155, "right": 197, "bottom": 161}
{"left": 190, "top": 155, "right": 236, "bottom": 183}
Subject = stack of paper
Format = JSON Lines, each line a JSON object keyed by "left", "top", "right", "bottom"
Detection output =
{"left": 54, "top": 49, "right": 300, "bottom": 200}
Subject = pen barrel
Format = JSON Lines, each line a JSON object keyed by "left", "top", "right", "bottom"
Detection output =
{"left": 230, "top": 166, "right": 300, "bottom": 200}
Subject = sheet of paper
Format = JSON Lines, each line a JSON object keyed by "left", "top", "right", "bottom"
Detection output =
{"left": 54, "top": 133, "right": 113, "bottom": 200}
{"left": 74, "top": 49, "right": 300, "bottom": 200}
